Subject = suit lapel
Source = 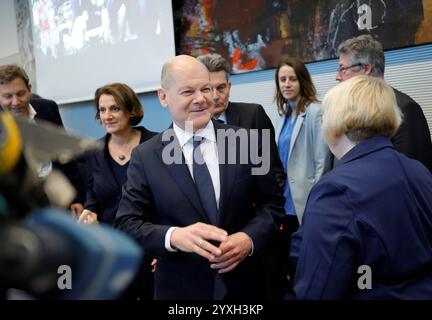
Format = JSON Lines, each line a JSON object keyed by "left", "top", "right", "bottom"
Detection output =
{"left": 225, "top": 102, "right": 239, "bottom": 126}
{"left": 215, "top": 121, "right": 237, "bottom": 226}
{"left": 275, "top": 114, "right": 286, "bottom": 143}
{"left": 288, "top": 112, "right": 305, "bottom": 158}
{"left": 93, "top": 135, "right": 121, "bottom": 190}
{"left": 95, "top": 144, "right": 119, "bottom": 190}
{"left": 156, "top": 130, "right": 210, "bottom": 223}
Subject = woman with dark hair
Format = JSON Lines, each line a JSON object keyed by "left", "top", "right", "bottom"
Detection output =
{"left": 79, "top": 82, "right": 156, "bottom": 224}
{"left": 274, "top": 56, "right": 332, "bottom": 230}
{"left": 78, "top": 82, "right": 157, "bottom": 299}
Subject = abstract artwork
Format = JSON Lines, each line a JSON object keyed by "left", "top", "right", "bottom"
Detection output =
{"left": 174, "top": 0, "right": 432, "bottom": 74}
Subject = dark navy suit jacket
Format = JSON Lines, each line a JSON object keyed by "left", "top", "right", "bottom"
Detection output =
{"left": 226, "top": 102, "right": 288, "bottom": 299}
{"left": 114, "top": 120, "right": 285, "bottom": 299}
{"left": 290, "top": 136, "right": 432, "bottom": 299}
{"left": 31, "top": 98, "right": 86, "bottom": 204}
{"left": 31, "top": 98, "right": 64, "bottom": 126}
{"left": 225, "top": 102, "right": 274, "bottom": 136}
{"left": 226, "top": 101, "right": 285, "bottom": 188}
{"left": 392, "top": 89, "right": 432, "bottom": 172}
{"left": 85, "top": 126, "right": 157, "bottom": 225}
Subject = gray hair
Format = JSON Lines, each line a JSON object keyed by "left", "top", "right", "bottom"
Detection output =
{"left": 196, "top": 53, "right": 231, "bottom": 80}
{"left": 338, "top": 34, "right": 385, "bottom": 78}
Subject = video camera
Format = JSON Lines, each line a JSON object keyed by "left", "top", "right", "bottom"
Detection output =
{"left": 0, "top": 112, "right": 142, "bottom": 299}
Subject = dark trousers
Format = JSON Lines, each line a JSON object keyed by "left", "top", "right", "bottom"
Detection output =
{"left": 120, "top": 256, "right": 154, "bottom": 300}
{"left": 262, "top": 214, "right": 299, "bottom": 299}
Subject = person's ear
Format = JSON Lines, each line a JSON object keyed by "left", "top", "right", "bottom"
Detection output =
{"left": 158, "top": 88, "right": 169, "bottom": 108}
{"left": 28, "top": 83, "right": 32, "bottom": 93}
{"left": 363, "top": 64, "right": 373, "bottom": 76}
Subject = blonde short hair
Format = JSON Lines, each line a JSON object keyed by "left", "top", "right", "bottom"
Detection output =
{"left": 322, "top": 75, "right": 402, "bottom": 145}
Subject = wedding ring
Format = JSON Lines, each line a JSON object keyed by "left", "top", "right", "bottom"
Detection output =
{"left": 198, "top": 238, "right": 204, "bottom": 248}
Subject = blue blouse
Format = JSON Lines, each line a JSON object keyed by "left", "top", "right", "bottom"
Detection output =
{"left": 278, "top": 114, "right": 298, "bottom": 216}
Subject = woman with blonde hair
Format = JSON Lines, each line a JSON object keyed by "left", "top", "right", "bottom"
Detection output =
{"left": 290, "top": 75, "right": 432, "bottom": 299}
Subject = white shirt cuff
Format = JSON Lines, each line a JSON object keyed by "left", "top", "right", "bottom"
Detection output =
{"left": 248, "top": 238, "right": 255, "bottom": 256}
{"left": 165, "top": 226, "right": 178, "bottom": 252}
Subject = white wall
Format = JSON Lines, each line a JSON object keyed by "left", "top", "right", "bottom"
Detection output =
{"left": 0, "top": 1, "right": 20, "bottom": 65}
{"left": 228, "top": 44, "right": 432, "bottom": 138}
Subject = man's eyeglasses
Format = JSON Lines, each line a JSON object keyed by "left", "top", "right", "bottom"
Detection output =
{"left": 337, "top": 63, "right": 364, "bottom": 74}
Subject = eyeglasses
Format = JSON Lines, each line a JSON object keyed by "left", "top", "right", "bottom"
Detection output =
{"left": 337, "top": 63, "right": 364, "bottom": 74}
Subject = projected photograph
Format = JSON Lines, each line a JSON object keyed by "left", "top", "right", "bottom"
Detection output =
{"left": 31, "top": 0, "right": 145, "bottom": 58}
{"left": 174, "top": 0, "right": 432, "bottom": 74}
{"left": 30, "top": 0, "right": 175, "bottom": 103}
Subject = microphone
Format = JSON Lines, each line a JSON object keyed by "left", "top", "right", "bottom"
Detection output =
{"left": 0, "top": 208, "right": 142, "bottom": 299}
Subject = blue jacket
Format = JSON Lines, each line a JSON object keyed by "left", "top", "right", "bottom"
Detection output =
{"left": 290, "top": 136, "right": 432, "bottom": 299}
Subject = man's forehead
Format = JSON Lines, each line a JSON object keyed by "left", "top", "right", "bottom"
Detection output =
{"left": 0, "top": 77, "right": 29, "bottom": 89}
{"left": 210, "top": 71, "right": 229, "bottom": 83}
{"left": 338, "top": 54, "right": 353, "bottom": 64}
{"left": 170, "top": 70, "right": 209, "bottom": 86}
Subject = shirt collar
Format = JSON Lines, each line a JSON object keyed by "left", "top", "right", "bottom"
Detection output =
{"left": 28, "top": 103, "right": 37, "bottom": 122}
{"left": 173, "top": 120, "right": 216, "bottom": 148}
{"left": 214, "top": 111, "right": 227, "bottom": 124}
{"left": 0, "top": 103, "right": 36, "bottom": 122}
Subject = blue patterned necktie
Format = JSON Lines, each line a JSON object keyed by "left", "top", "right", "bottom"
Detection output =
{"left": 192, "top": 136, "right": 218, "bottom": 225}
{"left": 192, "top": 136, "right": 226, "bottom": 299}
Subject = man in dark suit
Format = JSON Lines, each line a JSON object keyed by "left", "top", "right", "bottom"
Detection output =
{"left": 114, "top": 55, "right": 285, "bottom": 299}
{"left": 196, "top": 54, "right": 275, "bottom": 132}
{"left": 336, "top": 34, "right": 432, "bottom": 171}
{"left": 197, "top": 53, "right": 289, "bottom": 299}
{"left": 0, "top": 64, "right": 86, "bottom": 212}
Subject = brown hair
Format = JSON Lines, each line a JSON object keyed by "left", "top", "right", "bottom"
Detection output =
{"left": 274, "top": 57, "right": 317, "bottom": 115}
{"left": 94, "top": 83, "right": 143, "bottom": 126}
{"left": 0, "top": 64, "right": 30, "bottom": 88}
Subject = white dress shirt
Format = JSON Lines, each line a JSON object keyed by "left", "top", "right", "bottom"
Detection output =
{"left": 165, "top": 120, "right": 221, "bottom": 251}
{"left": 27, "top": 103, "right": 53, "bottom": 178}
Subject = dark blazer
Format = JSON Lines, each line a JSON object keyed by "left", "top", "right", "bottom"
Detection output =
{"left": 85, "top": 126, "right": 157, "bottom": 225}
{"left": 226, "top": 102, "right": 285, "bottom": 186}
{"left": 392, "top": 88, "right": 432, "bottom": 172}
{"left": 290, "top": 136, "right": 432, "bottom": 299}
{"left": 31, "top": 98, "right": 64, "bottom": 126}
{"left": 115, "top": 120, "right": 285, "bottom": 299}
{"left": 225, "top": 101, "right": 288, "bottom": 299}
{"left": 31, "top": 98, "right": 86, "bottom": 204}
{"left": 226, "top": 102, "right": 274, "bottom": 135}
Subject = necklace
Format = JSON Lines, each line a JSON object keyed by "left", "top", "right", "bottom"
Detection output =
{"left": 110, "top": 130, "right": 139, "bottom": 162}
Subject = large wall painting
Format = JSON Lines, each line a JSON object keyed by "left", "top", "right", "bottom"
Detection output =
{"left": 174, "top": 0, "right": 432, "bottom": 73}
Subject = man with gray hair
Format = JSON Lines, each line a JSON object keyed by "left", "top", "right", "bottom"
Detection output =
{"left": 197, "top": 53, "right": 290, "bottom": 299}
{"left": 197, "top": 53, "right": 277, "bottom": 134}
{"left": 336, "top": 34, "right": 432, "bottom": 171}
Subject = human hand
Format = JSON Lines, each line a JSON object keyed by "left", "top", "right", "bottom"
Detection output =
{"left": 210, "top": 232, "right": 252, "bottom": 273}
{"left": 70, "top": 203, "right": 84, "bottom": 219}
{"left": 151, "top": 259, "right": 158, "bottom": 273}
{"left": 78, "top": 209, "right": 98, "bottom": 224}
{"left": 170, "top": 222, "right": 228, "bottom": 260}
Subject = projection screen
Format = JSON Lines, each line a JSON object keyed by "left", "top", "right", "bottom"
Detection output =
{"left": 30, "top": 0, "right": 175, "bottom": 103}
